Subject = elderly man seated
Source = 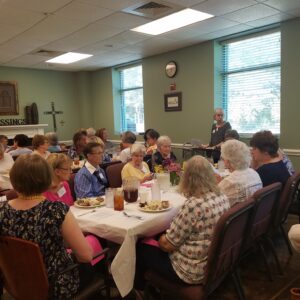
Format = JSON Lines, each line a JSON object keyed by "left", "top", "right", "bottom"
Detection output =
{"left": 218, "top": 139, "right": 262, "bottom": 207}
{"left": 74, "top": 142, "right": 108, "bottom": 198}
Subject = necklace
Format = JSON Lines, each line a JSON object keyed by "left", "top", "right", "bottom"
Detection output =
{"left": 18, "top": 194, "right": 46, "bottom": 201}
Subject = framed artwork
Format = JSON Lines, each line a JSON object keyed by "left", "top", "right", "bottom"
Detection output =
{"left": 164, "top": 92, "right": 182, "bottom": 112}
{"left": 0, "top": 81, "right": 19, "bottom": 115}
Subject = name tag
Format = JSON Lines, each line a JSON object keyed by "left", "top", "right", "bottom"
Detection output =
{"left": 57, "top": 186, "right": 67, "bottom": 197}
{"left": 99, "top": 172, "right": 105, "bottom": 180}
{"left": 142, "top": 166, "right": 148, "bottom": 173}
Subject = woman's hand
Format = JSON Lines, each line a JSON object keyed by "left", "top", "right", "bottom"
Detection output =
{"left": 141, "top": 173, "right": 153, "bottom": 183}
{"left": 159, "top": 234, "right": 175, "bottom": 253}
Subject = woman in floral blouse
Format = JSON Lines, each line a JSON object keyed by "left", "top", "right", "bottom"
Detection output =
{"left": 135, "top": 155, "right": 230, "bottom": 291}
{"left": 0, "top": 154, "right": 93, "bottom": 299}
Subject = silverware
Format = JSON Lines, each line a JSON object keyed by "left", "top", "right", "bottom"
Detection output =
{"left": 123, "top": 211, "right": 144, "bottom": 220}
{"left": 77, "top": 209, "right": 97, "bottom": 217}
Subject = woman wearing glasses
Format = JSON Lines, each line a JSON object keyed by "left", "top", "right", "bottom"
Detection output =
{"left": 44, "top": 153, "right": 74, "bottom": 206}
{"left": 202, "top": 108, "right": 231, "bottom": 163}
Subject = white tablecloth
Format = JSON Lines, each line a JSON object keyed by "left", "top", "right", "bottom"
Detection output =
{"left": 71, "top": 190, "right": 185, "bottom": 297}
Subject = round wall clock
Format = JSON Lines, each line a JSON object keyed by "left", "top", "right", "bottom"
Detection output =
{"left": 165, "top": 61, "right": 177, "bottom": 78}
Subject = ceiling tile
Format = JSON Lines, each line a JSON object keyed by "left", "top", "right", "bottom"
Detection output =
{"left": 76, "top": 0, "right": 143, "bottom": 11}
{"left": 193, "top": 0, "right": 257, "bottom": 16}
{"left": 4, "top": 54, "right": 47, "bottom": 68}
{"left": 246, "top": 12, "right": 294, "bottom": 27}
{"left": 0, "top": 24, "right": 28, "bottom": 44}
{"left": 263, "top": 0, "right": 300, "bottom": 12}
{"left": 222, "top": 3, "right": 279, "bottom": 22}
{"left": 166, "top": 0, "right": 206, "bottom": 6}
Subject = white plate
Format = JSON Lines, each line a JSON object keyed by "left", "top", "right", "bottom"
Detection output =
{"left": 138, "top": 206, "right": 172, "bottom": 213}
{"left": 74, "top": 197, "right": 104, "bottom": 209}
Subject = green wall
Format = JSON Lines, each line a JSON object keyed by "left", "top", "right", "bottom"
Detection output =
{"left": 0, "top": 18, "right": 299, "bottom": 169}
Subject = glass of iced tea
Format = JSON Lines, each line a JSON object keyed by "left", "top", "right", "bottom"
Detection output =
{"left": 114, "top": 188, "right": 124, "bottom": 211}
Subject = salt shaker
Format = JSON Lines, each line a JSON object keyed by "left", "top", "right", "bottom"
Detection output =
{"left": 151, "top": 179, "right": 161, "bottom": 200}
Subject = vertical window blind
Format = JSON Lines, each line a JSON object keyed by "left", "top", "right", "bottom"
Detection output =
{"left": 222, "top": 30, "right": 281, "bottom": 134}
{"left": 119, "top": 65, "right": 144, "bottom": 133}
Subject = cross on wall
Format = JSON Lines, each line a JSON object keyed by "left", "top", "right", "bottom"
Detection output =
{"left": 43, "top": 102, "right": 63, "bottom": 132}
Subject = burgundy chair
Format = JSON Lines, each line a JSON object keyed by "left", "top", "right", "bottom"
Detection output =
{"left": 0, "top": 236, "right": 111, "bottom": 300}
{"left": 274, "top": 173, "right": 300, "bottom": 254}
{"left": 0, "top": 189, "right": 18, "bottom": 201}
{"left": 243, "top": 182, "right": 282, "bottom": 280}
{"left": 287, "top": 173, "right": 300, "bottom": 223}
{"left": 144, "top": 198, "right": 255, "bottom": 300}
{"left": 105, "top": 162, "right": 125, "bottom": 188}
{"left": 68, "top": 173, "right": 77, "bottom": 200}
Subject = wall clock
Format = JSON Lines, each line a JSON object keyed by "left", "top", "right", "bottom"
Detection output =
{"left": 165, "top": 61, "right": 177, "bottom": 78}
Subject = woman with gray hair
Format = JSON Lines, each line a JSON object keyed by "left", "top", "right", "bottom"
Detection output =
{"left": 218, "top": 139, "right": 262, "bottom": 207}
{"left": 121, "top": 143, "right": 152, "bottom": 183}
{"left": 153, "top": 135, "right": 176, "bottom": 168}
{"left": 135, "top": 156, "right": 229, "bottom": 291}
{"left": 45, "top": 132, "right": 61, "bottom": 153}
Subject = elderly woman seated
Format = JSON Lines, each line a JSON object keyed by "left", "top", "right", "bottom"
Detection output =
{"left": 218, "top": 140, "right": 262, "bottom": 207}
{"left": 8, "top": 134, "right": 32, "bottom": 157}
{"left": 250, "top": 130, "right": 290, "bottom": 187}
{"left": 134, "top": 155, "right": 230, "bottom": 293}
{"left": 0, "top": 154, "right": 93, "bottom": 299}
{"left": 121, "top": 144, "right": 152, "bottom": 183}
{"left": 44, "top": 153, "right": 74, "bottom": 206}
{"left": 153, "top": 135, "right": 176, "bottom": 168}
{"left": 32, "top": 134, "right": 50, "bottom": 159}
{"left": 45, "top": 132, "right": 61, "bottom": 153}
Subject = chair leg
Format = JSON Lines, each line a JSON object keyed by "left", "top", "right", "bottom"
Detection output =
{"left": 265, "top": 237, "right": 284, "bottom": 276}
{"left": 258, "top": 241, "right": 274, "bottom": 281}
{"left": 279, "top": 224, "right": 293, "bottom": 255}
{"left": 231, "top": 270, "right": 246, "bottom": 300}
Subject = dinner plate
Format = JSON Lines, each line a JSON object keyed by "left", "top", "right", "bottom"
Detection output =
{"left": 74, "top": 197, "right": 105, "bottom": 209}
{"left": 138, "top": 206, "right": 172, "bottom": 213}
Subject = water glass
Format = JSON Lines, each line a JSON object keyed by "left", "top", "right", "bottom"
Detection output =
{"left": 105, "top": 188, "right": 114, "bottom": 208}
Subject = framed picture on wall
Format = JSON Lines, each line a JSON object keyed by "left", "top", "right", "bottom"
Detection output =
{"left": 164, "top": 92, "right": 182, "bottom": 112}
{"left": 0, "top": 81, "right": 19, "bottom": 115}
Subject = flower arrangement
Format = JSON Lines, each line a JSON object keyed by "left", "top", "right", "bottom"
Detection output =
{"left": 154, "top": 159, "right": 182, "bottom": 186}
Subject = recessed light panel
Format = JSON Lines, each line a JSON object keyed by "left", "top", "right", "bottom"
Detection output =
{"left": 46, "top": 52, "right": 93, "bottom": 64}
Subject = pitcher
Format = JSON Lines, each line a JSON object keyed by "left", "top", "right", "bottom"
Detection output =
{"left": 123, "top": 177, "right": 140, "bottom": 203}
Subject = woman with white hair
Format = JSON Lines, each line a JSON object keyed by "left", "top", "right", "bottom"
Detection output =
{"left": 219, "top": 139, "right": 262, "bottom": 207}
{"left": 153, "top": 135, "right": 176, "bottom": 167}
{"left": 46, "top": 132, "right": 61, "bottom": 153}
{"left": 121, "top": 144, "right": 152, "bottom": 183}
{"left": 134, "top": 156, "right": 230, "bottom": 292}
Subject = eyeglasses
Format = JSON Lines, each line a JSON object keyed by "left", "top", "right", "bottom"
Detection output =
{"left": 216, "top": 114, "right": 223, "bottom": 116}
{"left": 59, "top": 167, "right": 72, "bottom": 172}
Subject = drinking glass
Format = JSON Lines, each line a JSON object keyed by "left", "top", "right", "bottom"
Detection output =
{"left": 114, "top": 188, "right": 124, "bottom": 211}
{"left": 105, "top": 188, "right": 114, "bottom": 208}
{"left": 74, "top": 156, "right": 80, "bottom": 166}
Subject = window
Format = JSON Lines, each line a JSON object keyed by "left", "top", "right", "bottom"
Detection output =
{"left": 221, "top": 30, "right": 281, "bottom": 135}
{"left": 119, "top": 65, "right": 144, "bottom": 133}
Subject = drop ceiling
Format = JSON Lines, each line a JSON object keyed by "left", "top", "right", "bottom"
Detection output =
{"left": 0, "top": 0, "right": 298, "bottom": 72}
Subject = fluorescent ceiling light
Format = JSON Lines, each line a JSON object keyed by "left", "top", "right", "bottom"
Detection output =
{"left": 131, "top": 8, "right": 214, "bottom": 35}
{"left": 46, "top": 52, "right": 93, "bottom": 64}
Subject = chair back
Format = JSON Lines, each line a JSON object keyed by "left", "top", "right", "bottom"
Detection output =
{"left": 0, "top": 189, "right": 18, "bottom": 201}
{"left": 0, "top": 236, "right": 49, "bottom": 300}
{"left": 106, "top": 162, "right": 125, "bottom": 188}
{"left": 68, "top": 173, "right": 77, "bottom": 200}
{"left": 203, "top": 198, "right": 255, "bottom": 295}
{"left": 277, "top": 173, "right": 300, "bottom": 225}
{"left": 247, "top": 183, "right": 282, "bottom": 245}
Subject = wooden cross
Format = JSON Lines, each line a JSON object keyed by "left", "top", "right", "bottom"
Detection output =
{"left": 44, "top": 102, "right": 63, "bottom": 132}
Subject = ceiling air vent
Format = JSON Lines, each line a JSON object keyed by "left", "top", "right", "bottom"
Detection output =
{"left": 30, "top": 49, "right": 64, "bottom": 57}
{"left": 123, "top": 1, "right": 181, "bottom": 19}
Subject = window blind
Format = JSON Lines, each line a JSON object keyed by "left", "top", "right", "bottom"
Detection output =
{"left": 222, "top": 31, "right": 281, "bottom": 134}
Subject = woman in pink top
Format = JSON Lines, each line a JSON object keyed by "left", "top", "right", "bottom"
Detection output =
{"left": 44, "top": 153, "right": 74, "bottom": 206}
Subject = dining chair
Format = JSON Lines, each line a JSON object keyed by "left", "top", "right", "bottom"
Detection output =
{"left": 0, "top": 189, "right": 18, "bottom": 201}
{"left": 274, "top": 173, "right": 300, "bottom": 254}
{"left": 287, "top": 173, "right": 300, "bottom": 223}
{"left": 144, "top": 197, "right": 255, "bottom": 300}
{"left": 68, "top": 173, "right": 77, "bottom": 200}
{"left": 243, "top": 182, "right": 282, "bottom": 281}
{"left": 0, "top": 236, "right": 111, "bottom": 300}
{"left": 106, "top": 162, "right": 125, "bottom": 188}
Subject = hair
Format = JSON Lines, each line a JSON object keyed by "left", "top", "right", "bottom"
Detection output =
{"left": 86, "top": 127, "right": 96, "bottom": 137}
{"left": 157, "top": 135, "right": 171, "bottom": 149}
{"left": 45, "top": 132, "right": 59, "bottom": 146}
{"left": 221, "top": 140, "right": 251, "bottom": 170}
{"left": 47, "top": 153, "right": 72, "bottom": 171}
{"left": 121, "top": 131, "right": 136, "bottom": 144}
{"left": 179, "top": 155, "right": 220, "bottom": 198}
{"left": 14, "top": 134, "right": 29, "bottom": 147}
{"left": 10, "top": 154, "right": 52, "bottom": 196}
{"left": 95, "top": 128, "right": 106, "bottom": 140}
{"left": 250, "top": 130, "right": 278, "bottom": 157}
{"left": 83, "top": 142, "right": 104, "bottom": 157}
{"left": 87, "top": 135, "right": 104, "bottom": 146}
{"left": 73, "top": 131, "right": 87, "bottom": 145}
{"left": 145, "top": 129, "right": 160, "bottom": 141}
{"left": 32, "top": 134, "right": 48, "bottom": 150}
{"left": 130, "top": 143, "right": 146, "bottom": 155}
{"left": 0, "top": 144, "right": 4, "bottom": 156}
{"left": 224, "top": 129, "right": 239, "bottom": 141}
{"left": 0, "top": 135, "right": 8, "bottom": 142}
